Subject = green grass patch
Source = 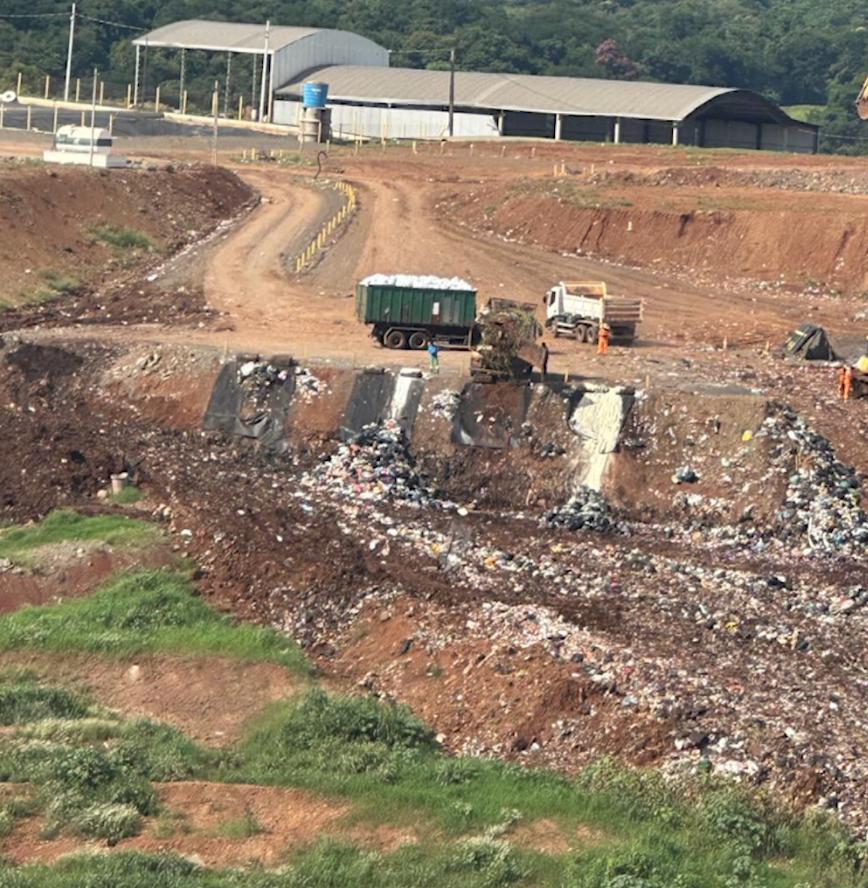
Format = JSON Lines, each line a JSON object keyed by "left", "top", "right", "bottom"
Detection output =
{"left": 224, "top": 690, "right": 868, "bottom": 888}
{"left": 38, "top": 268, "right": 79, "bottom": 294}
{"left": 92, "top": 223, "right": 152, "bottom": 251}
{"left": 0, "top": 509, "right": 157, "bottom": 561}
{"left": 0, "top": 679, "right": 93, "bottom": 725}
{"left": 216, "top": 811, "right": 265, "bottom": 839}
{"left": 507, "top": 177, "right": 632, "bottom": 208}
{"left": 112, "top": 485, "right": 145, "bottom": 505}
{"left": 0, "top": 567, "right": 308, "bottom": 672}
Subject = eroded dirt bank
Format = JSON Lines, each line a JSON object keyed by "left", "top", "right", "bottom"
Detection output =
{"left": 0, "top": 162, "right": 255, "bottom": 320}
{"left": 440, "top": 167, "right": 868, "bottom": 298}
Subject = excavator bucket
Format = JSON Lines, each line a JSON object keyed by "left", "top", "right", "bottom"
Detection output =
{"left": 856, "top": 73, "right": 868, "bottom": 121}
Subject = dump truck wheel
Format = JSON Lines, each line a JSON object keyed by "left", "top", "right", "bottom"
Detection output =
{"left": 584, "top": 325, "right": 599, "bottom": 344}
{"left": 384, "top": 329, "right": 407, "bottom": 349}
{"left": 408, "top": 331, "right": 427, "bottom": 350}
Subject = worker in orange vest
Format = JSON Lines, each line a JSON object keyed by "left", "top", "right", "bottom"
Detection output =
{"left": 837, "top": 364, "right": 853, "bottom": 400}
{"left": 597, "top": 323, "right": 611, "bottom": 355}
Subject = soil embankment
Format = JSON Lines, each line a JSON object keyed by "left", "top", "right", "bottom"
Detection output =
{"left": 442, "top": 168, "right": 868, "bottom": 298}
{"left": 0, "top": 162, "right": 255, "bottom": 319}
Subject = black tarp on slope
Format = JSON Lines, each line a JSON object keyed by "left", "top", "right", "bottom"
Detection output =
{"left": 451, "top": 382, "right": 533, "bottom": 449}
{"left": 340, "top": 370, "right": 396, "bottom": 441}
{"left": 203, "top": 360, "right": 296, "bottom": 451}
{"left": 783, "top": 324, "right": 837, "bottom": 361}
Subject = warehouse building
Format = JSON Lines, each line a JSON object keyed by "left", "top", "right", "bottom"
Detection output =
{"left": 134, "top": 21, "right": 818, "bottom": 153}
{"left": 275, "top": 66, "right": 818, "bottom": 153}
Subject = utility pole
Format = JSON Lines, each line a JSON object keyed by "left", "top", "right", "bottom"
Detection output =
{"left": 224, "top": 53, "right": 232, "bottom": 116}
{"left": 448, "top": 47, "right": 456, "bottom": 138}
{"left": 212, "top": 79, "right": 219, "bottom": 165}
{"left": 88, "top": 67, "right": 97, "bottom": 167}
{"left": 64, "top": 3, "right": 76, "bottom": 102}
{"left": 179, "top": 48, "right": 186, "bottom": 112}
{"left": 258, "top": 20, "right": 270, "bottom": 123}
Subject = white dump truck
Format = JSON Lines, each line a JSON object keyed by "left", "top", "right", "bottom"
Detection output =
{"left": 543, "top": 281, "right": 644, "bottom": 345}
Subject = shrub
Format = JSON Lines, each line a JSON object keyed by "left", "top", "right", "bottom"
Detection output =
{"left": 0, "top": 684, "right": 92, "bottom": 725}
{"left": 285, "top": 840, "right": 382, "bottom": 888}
{"left": 92, "top": 223, "right": 151, "bottom": 251}
{"left": 72, "top": 802, "right": 142, "bottom": 845}
{"left": 269, "top": 688, "right": 436, "bottom": 752}
{"left": 451, "top": 836, "right": 526, "bottom": 887}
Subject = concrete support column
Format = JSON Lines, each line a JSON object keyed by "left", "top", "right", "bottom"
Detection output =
{"left": 133, "top": 44, "right": 140, "bottom": 106}
{"left": 671, "top": 122, "right": 679, "bottom": 146}
{"left": 554, "top": 113, "right": 562, "bottom": 141}
{"left": 613, "top": 117, "right": 621, "bottom": 144}
{"left": 497, "top": 110, "right": 505, "bottom": 135}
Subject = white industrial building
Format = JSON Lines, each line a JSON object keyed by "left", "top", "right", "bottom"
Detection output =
{"left": 134, "top": 21, "right": 819, "bottom": 153}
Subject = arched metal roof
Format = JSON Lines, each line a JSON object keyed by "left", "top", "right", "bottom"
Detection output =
{"left": 278, "top": 65, "right": 804, "bottom": 125}
{"left": 133, "top": 21, "right": 382, "bottom": 57}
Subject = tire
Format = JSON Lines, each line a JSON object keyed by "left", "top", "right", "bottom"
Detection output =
{"left": 585, "top": 325, "right": 599, "bottom": 344}
{"left": 408, "top": 331, "right": 427, "bottom": 350}
{"left": 384, "top": 329, "right": 407, "bottom": 349}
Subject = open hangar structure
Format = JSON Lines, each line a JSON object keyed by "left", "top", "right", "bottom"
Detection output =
{"left": 132, "top": 20, "right": 387, "bottom": 120}
{"left": 132, "top": 20, "right": 818, "bottom": 153}
{"left": 275, "top": 66, "right": 818, "bottom": 153}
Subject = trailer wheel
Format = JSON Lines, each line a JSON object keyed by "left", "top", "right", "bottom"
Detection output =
{"left": 384, "top": 329, "right": 407, "bottom": 349}
{"left": 408, "top": 331, "right": 428, "bottom": 350}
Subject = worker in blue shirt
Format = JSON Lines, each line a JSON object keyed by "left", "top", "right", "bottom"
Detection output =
{"left": 427, "top": 339, "right": 440, "bottom": 374}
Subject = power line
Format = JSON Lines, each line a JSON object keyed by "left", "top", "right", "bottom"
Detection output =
{"left": 77, "top": 13, "right": 147, "bottom": 32}
{"left": 0, "top": 12, "right": 67, "bottom": 18}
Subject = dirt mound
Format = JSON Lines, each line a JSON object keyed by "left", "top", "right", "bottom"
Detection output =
{"left": 0, "top": 164, "right": 254, "bottom": 326}
{"left": 440, "top": 172, "right": 868, "bottom": 296}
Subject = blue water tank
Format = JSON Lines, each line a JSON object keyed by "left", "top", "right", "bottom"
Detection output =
{"left": 302, "top": 81, "right": 329, "bottom": 108}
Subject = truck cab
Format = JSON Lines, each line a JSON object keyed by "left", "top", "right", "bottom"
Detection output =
{"left": 543, "top": 280, "right": 643, "bottom": 345}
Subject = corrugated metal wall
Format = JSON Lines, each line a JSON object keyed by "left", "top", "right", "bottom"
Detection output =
{"left": 273, "top": 98, "right": 816, "bottom": 153}
{"left": 272, "top": 33, "right": 388, "bottom": 91}
{"left": 274, "top": 100, "right": 498, "bottom": 139}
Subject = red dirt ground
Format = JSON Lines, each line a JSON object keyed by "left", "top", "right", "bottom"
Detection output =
{"left": 3, "top": 133, "right": 868, "bottom": 861}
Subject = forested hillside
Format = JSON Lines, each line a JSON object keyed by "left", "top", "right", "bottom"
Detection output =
{"left": 1, "top": 0, "right": 867, "bottom": 151}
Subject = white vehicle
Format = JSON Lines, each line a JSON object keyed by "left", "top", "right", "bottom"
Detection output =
{"left": 543, "top": 281, "right": 643, "bottom": 344}
{"left": 43, "top": 125, "right": 129, "bottom": 168}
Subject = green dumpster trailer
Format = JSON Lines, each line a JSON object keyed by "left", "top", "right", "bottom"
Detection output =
{"left": 355, "top": 279, "right": 478, "bottom": 350}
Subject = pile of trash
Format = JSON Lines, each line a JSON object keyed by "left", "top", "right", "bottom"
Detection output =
{"left": 295, "top": 366, "right": 328, "bottom": 403}
{"left": 306, "top": 420, "right": 439, "bottom": 505}
{"left": 429, "top": 390, "right": 462, "bottom": 421}
{"left": 763, "top": 408, "right": 868, "bottom": 554}
{"left": 542, "top": 486, "right": 617, "bottom": 533}
{"left": 359, "top": 273, "right": 474, "bottom": 291}
{"left": 237, "top": 360, "right": 290, "bottom": 408}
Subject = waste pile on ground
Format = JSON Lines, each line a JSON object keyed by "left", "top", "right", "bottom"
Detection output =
{"left": 542, "top": 486, "right": 617, "bottom": 532}
{"left": 761, "top": 408, "right": 868, "bottom": 555}
{"left": 303, "top": 420, "right": 440, "bottom": 506}
{"left": 237, "top": 360, "right": 290, "bottom": 409}
{"left": 294, "top": 366, "right": 328, "bottom": 403}
{"left": 429, "top": 390, "right": 462, "bottom": 421}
